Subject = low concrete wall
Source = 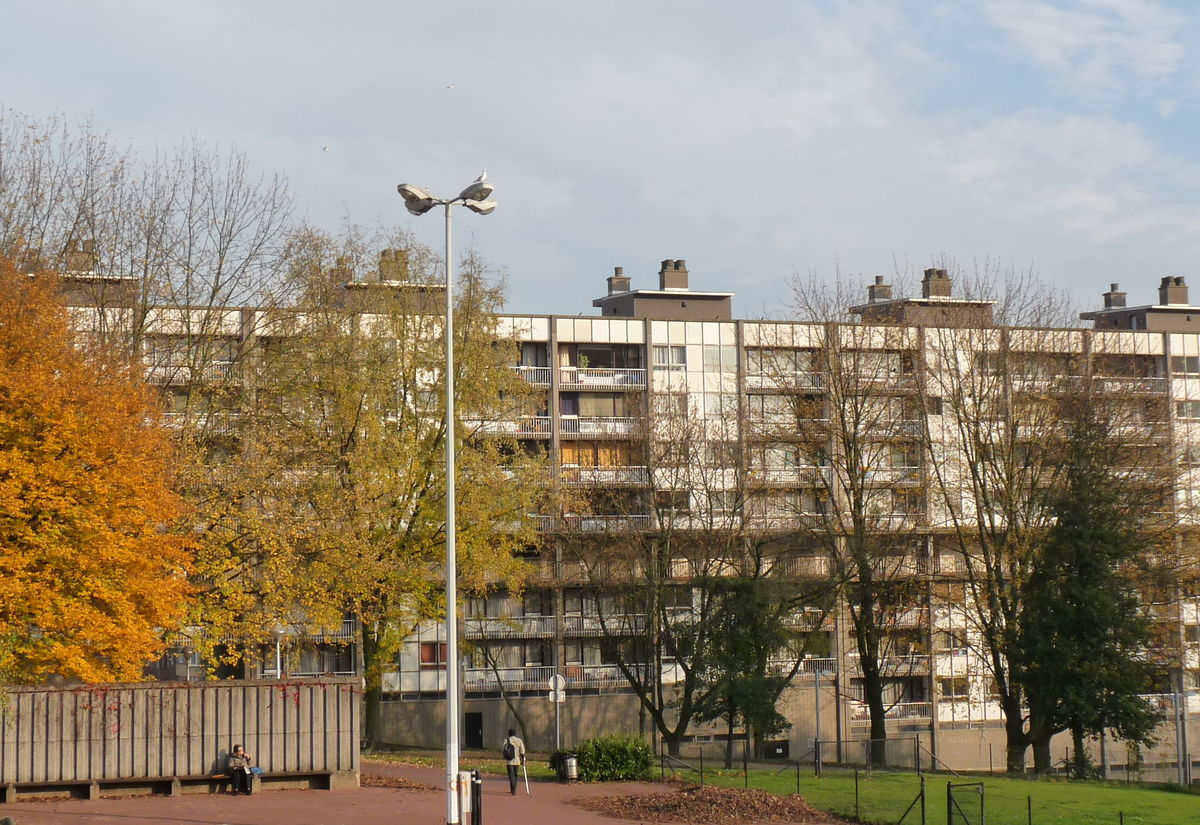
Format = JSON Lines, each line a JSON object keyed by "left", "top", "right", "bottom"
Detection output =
{"left": 0, "top": 678, "right": 360, "bottom": 786}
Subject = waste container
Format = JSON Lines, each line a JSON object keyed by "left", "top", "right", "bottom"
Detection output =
{"left": 565, "top": 755, "right": 579, "bottom": 782}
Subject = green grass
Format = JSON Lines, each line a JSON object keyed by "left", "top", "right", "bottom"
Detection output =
{"left": 362, "top": 745, "right": 556, "bottom": 781}
{"left": 683, "top": 765, "right": 1199, "bottom": 825}
{"left": 363, "top": 748, "right": 1198, "bottom": 825}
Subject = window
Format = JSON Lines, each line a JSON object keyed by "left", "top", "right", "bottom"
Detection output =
{"left": 1172, "top": 356, "right": 1200, "bottom": 374}
{"left": 938, "top": 677, "right": 969, "bottom": 698}
{"left": 653, "top": 345, "right": 686, "bottom": 370}
{"left": 419, "top": 642, "right": 448, "bottom": 670}
{"left": 1177, "top": 401, "right": 1200, "bottom": 420}
{"left": 1185, "top": 625, "right": 1200, "bottom": 643}
{"left": 654, "top": 490, "right": 690, "bottom": 515}
{"left": 702, "top": 344, "right": 737, "bottom": 373}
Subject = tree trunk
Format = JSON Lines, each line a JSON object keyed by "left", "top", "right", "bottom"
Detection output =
{"left": 361, "top": 626, "right": 382, "bottom": 749}
{"left": 862, "top": 664, "right": 888, "bottom": 768}
{"left": 725, "top": 712, "right": 735, "bottom": 769}
{"left": 1070, "top": 724, "right": 1088, "bottom": 779}
{"left": 1002, "top": 698, "right": 1028, "bottom": 773}
{"left": 663, "top": 731, "right": 683, "bottom": 757}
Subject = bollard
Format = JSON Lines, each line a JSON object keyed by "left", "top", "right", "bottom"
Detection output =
{"left": 457, "top": 770, "right": 472, "bottom": 823}
{"left": 470, "top": 770, "right": 483, "bottom": 825}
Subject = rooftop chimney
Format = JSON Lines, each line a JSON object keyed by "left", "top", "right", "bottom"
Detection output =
{"left": 659, "top": 259, "right": 689, "bottom": 290}
{"left": 1103, "top": 283, "right": 1126, "bottom": 309}
{"left": 867, "top": 274, "right": 892, "bottom": 303}
{"left": 607, "top": 266, "right": 632, "bottom": 295}
{"left": 62, "top": 238, "right": 97, "bottom": 274}
{"left": 378, "top": 248, "right": 409, "bottom": 282}
{"left": 1159, "top": 276, "right": 1188, "bottom": 305}
{"left": 922, "top": 268, "right": 952, "bottom": 299}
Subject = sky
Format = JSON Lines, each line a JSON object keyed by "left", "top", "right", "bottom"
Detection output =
{"left": 4, "top": 0, "right": 1200, "bottom": 319}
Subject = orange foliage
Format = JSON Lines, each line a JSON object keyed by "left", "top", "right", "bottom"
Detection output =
{"left": 0, "top": 257, "right": 192, "bottom": 683}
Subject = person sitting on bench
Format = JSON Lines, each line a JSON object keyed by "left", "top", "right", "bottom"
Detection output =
{"left": 226, "top": 744, "right": 254, "bottom": 795}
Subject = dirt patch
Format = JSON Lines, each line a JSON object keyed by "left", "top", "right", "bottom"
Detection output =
{"left": 569, "top": 783, "right": 852, "bottom": 824}
{"left": 360, "top": 773, "right": 437, "bottom": 791}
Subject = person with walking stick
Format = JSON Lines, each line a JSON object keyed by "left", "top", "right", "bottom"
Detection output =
{"left": 502, "top": 728, "right": 527, "bottom": 795}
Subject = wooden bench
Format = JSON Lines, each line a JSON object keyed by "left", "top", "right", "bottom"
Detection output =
{"left": 0, "top": 769, "right": 348, "bottom": 801}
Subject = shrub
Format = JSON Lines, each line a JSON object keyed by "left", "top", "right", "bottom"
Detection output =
{"left": 572, "top": 735, "right": 653, "bottom": 781}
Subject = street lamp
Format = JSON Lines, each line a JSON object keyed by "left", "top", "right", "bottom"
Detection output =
{"left": 396, "top": 173, "right": 496, "bottom": 825}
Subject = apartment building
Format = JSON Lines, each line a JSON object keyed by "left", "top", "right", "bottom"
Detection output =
{"left": 52, "top": 252, "right": 1200, "bottom": 771}
{"left": 388, "top": 262, "right": 1200, "bottom": 771}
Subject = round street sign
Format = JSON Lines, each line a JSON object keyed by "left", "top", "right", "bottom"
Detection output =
{"left": 549, "top": 674, "right": 566, "bottom": 691}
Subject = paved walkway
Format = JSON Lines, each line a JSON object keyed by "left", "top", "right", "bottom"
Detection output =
{"left": 0, "top": 762, "right": 670, "bottom": 825}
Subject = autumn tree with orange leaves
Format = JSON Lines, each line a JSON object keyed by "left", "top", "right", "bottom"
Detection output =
{"left": 0, "top": 256, "right": 192, "bottom": 684}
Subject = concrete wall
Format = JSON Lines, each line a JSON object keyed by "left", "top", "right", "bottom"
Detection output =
{"left": 0, "top": 678, "right": 360, "bottom": 784}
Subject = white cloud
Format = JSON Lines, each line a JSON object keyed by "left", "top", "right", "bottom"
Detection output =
{"left": 984, "top": 0, "right": 1186, "bottom": 98}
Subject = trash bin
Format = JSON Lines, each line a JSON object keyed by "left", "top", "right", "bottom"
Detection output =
{"left": 564, "top": 755, "right": 579, "bottom": 782}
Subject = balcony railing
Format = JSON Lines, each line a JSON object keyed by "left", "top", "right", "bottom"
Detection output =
{"left": 744, "top": 372, "right": 825, "bottom": 391}
{"left": 747, "top": 467, "right": 832, "bottom": 485}
{"left": 561, "top": 614, "right": 648, "bottom": 636}
{"left": 145, "top": 362, "right": 236, "bottom": 385}
{"left": 847, "top": 653, "right": 932, "bottom": 674}
{"left": 558, "top": 367, "right": 647, "bottom": 389}
{"left": 475, "top": 416, "right": 552, "bottom": 437}
{"left": 511, "top": 365, "right": 552, "bottom": 385}
{"left": 461, "top": 663, "right": 654, "bottom": 692}
{"left": 561, "top": 465, "right": 650, "bottom": 484}
{"left": 849, "top": 701, "right": 932, "bottom": 723}
{"left": 556, "top": 514, "right": 652, "bottom": 532}
{"left": 463, "top": 615, "right": 555, "bottom": 639}
{"left": 559, "top": 416, "right": 640, "bottom": 436}
{"left": 1095, "top": 376, "right": 1167, "bottom": 394}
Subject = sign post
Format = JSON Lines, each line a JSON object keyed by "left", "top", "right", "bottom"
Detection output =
{"left": 549, "top": 674, "right": 566, "bottom": 752}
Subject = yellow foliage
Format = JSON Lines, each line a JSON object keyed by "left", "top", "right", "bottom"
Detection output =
{"left": 0, "top": 258, "right": 192, "bottom": 683}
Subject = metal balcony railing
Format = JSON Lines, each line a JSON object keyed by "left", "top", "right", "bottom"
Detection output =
{"left": 511, "top": 365, "right": 552, "bottom": 385}
{"left": 558, "top": 367, "right": 647, "bottom": 389}
{"left": 743, "top": 371, "right": 825, "bottom": 391}
{"left": 475, "top": 416, "right": 552, "bottom": 436}
{"left": 559, "top": 416, "right": 640, "bottom": 436}
{"left": 560, "top": 465, "right": 649, "bottom": 484}
{"left": 463, "top": 615, "right": 555, "bottom": 639}
{"left": 747, "top": 466, "right": 832, "bottom": 485}
{"left": 849, "top": 701, "right": 933, "bottom": 723}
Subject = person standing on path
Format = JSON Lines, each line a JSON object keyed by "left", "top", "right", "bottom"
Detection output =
{"left": 502, "top": 728, "right": 526, "bottom": 795}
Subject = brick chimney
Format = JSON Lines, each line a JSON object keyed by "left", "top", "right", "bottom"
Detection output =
{"left": 1159, "top": 276, "right": 1188, "bottom": 305}
{"left": 1103, "top": 283, "right": 1126, "bottom": 309}
{"left": 607, "top": 266, "right": 632, "bottom": 295}
{"left": 62, "top": 238, "right": 97, "bottom": 274}
{"left": 922, "top": 268, "right": 952, "bottom": 299}
{"left": 867, "top": 275, "right": 892, "bottom": 303}
{"left": 659, "top": 259, "right": 689, "bottom": 290}
{"left": 378, "top": 248, "right": 410, "bottom": 282}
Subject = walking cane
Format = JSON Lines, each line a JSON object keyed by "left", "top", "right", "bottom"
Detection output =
{"left": 522, "top": 760, "right": 530, "bottom": 795}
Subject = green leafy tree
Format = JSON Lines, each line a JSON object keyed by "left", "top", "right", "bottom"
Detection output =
{"left": 1016, "top": 403, "right": 1164, "bottom": 775}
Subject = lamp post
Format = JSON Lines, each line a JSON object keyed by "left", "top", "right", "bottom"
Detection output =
{"left": 397, "top": 174, "right": 496, "bottom": 825}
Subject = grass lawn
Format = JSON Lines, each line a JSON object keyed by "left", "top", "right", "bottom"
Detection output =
{"left": 687, "top": 765, "right": 1199, "bottom": 825}
{"left": 365, "top": 748, "right": 1197, "bottom": 825}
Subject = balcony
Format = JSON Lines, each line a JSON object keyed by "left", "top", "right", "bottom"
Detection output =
{"left": 511, "top": 365, "right": 551, "bottom": 386}
{"left": 558, "top": 367, "right": 646, "bottom": 389}
{"left": 744, "top": 372, "right": 825, "bottom": 391}
{"left": 847, "top": 653, "right": 932, "bottom": 675}
{"left": 1095, "top": 376, "right": 1167, "bottom": 394}
{"left": 561, "top": 614, "right": 648, "bottom": 636}
{"left": 557, "top": 514, "right": 652, "bottom": 532}
{"left": 849, "top": 701, "right": 932, "bottom": 723}
{"left": 748, "top": 467, "right": 832, "bottom": 486}
{"left": 561, "top": 465, "right": 650, "bottom": 485}
{"left": 145, "top": 362, "right": 236, "bottom": 385}
{"left": 461, "top": 663, "right": 654, "bottom": 692}
{"left": 463, "top": 615, "right": 555, "bottom": 639}
{"left": 864, "top": 467, "right": 922, "bottom": 485}
{"left": 475, "top": 416, "right": 552, "bottom": 437}
{"left": 559, "top": 416, "right": 640, "bottom": 437}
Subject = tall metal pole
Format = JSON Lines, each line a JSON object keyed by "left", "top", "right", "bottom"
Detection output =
{"left": 814, "top": 668, "right": 821, "bottom": 767}
{"left": 443, "top": 202, "right": 460, "bottom": 825}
